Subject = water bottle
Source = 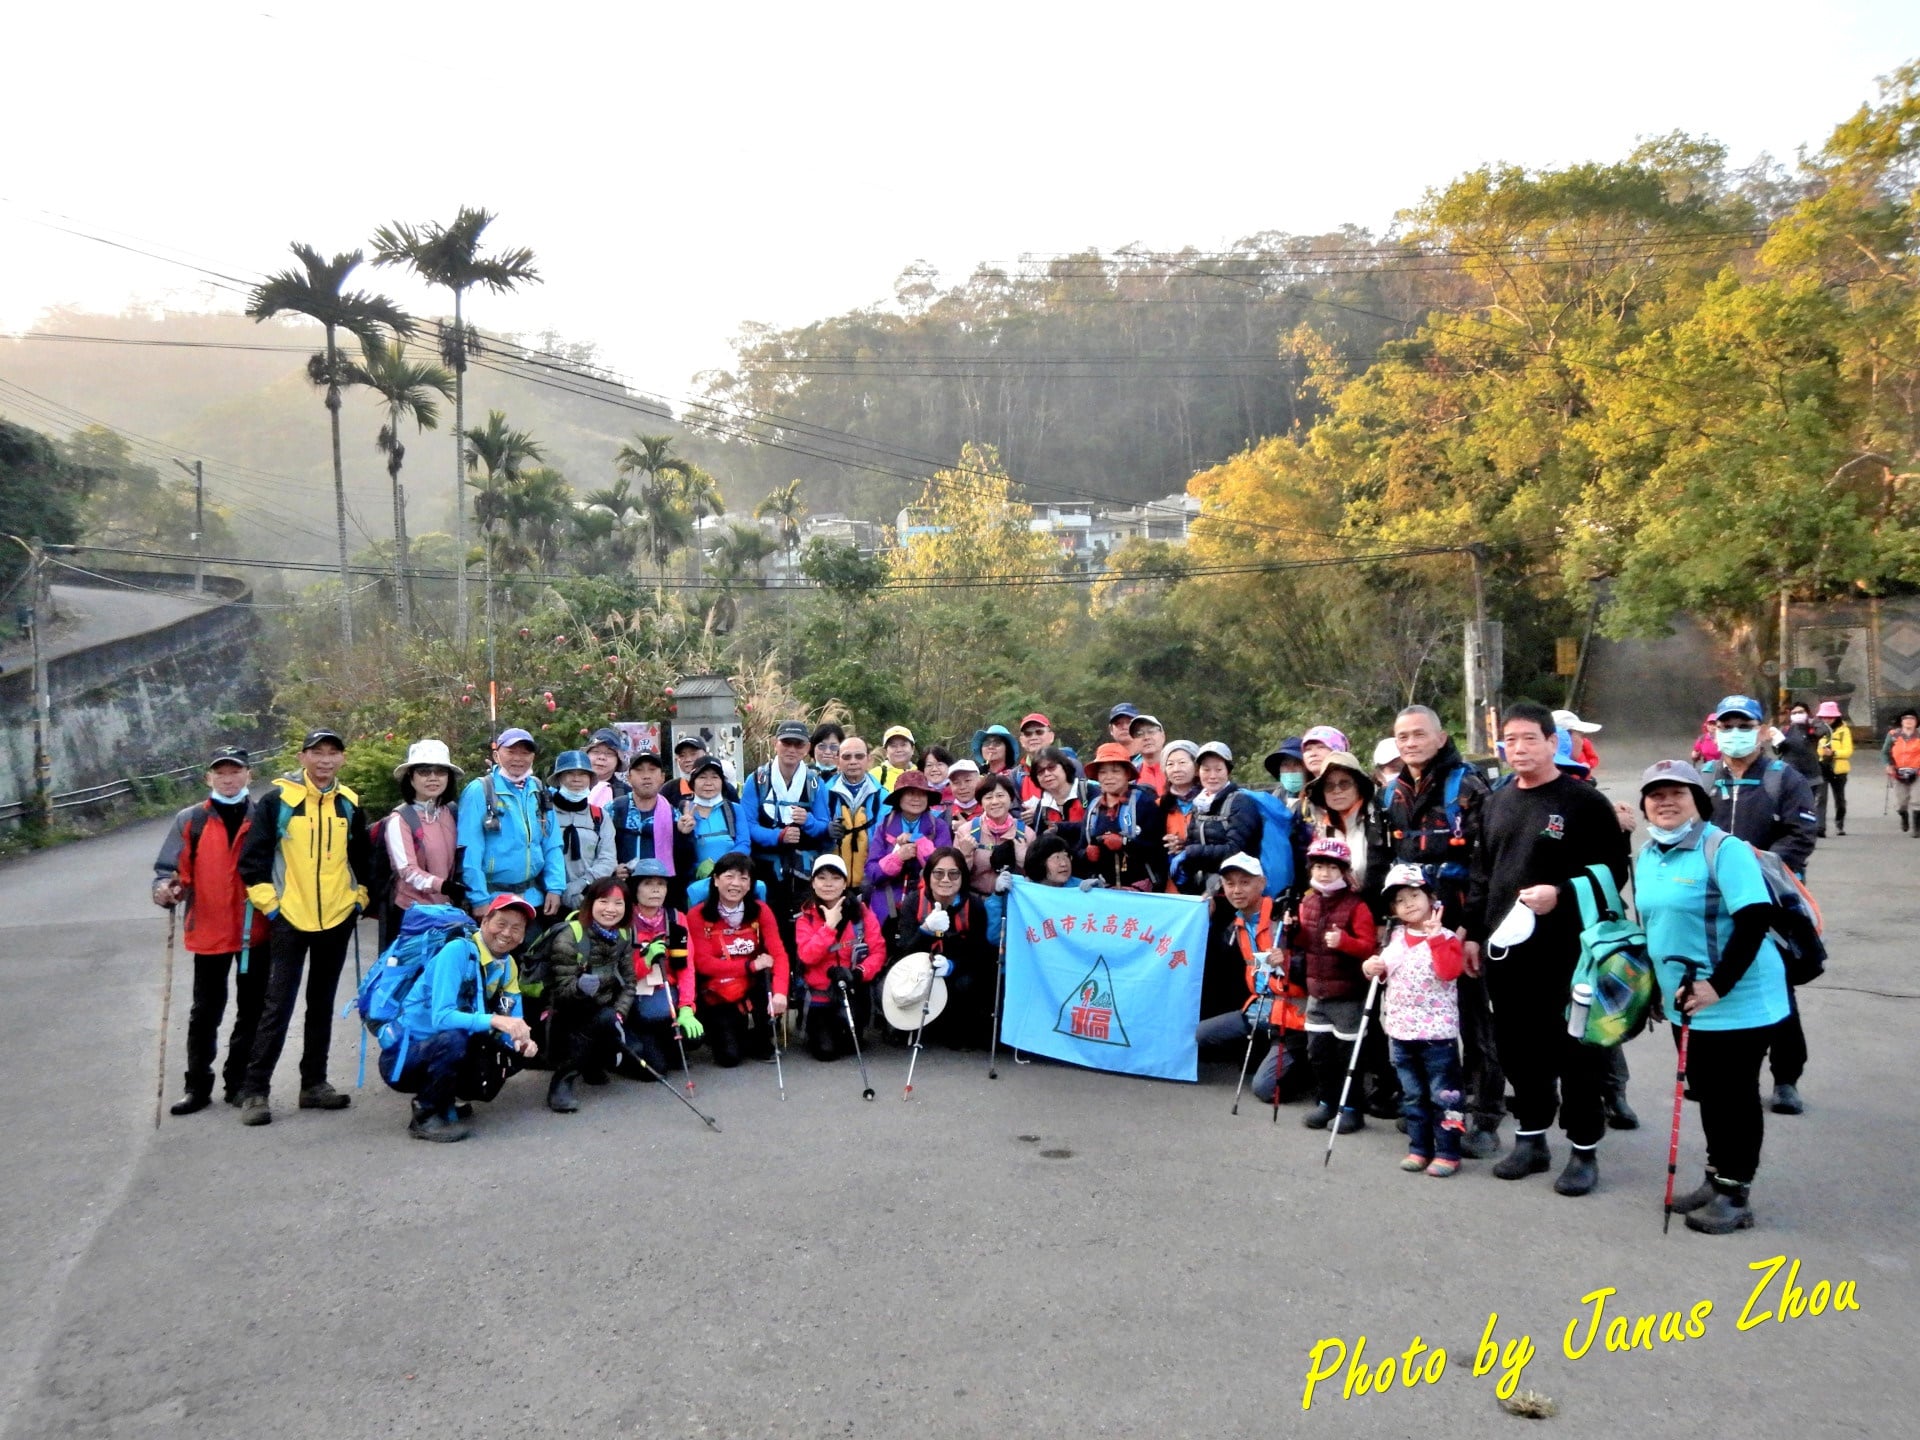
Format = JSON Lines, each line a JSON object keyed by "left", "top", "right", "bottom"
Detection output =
{"left": 1566, "top": 982, "right": 1594, "bottom": 1040}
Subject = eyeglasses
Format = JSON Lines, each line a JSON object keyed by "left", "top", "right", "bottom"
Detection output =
{"left": 928, "top": 868, "right": 964, "bottom": 880}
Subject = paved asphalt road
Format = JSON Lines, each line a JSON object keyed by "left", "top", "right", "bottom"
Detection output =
{"left": 0, "top": 584, "right": 214, "bottom": 669}
{"left": 0, "top": 747, "right": 1912, "bottom": 1438}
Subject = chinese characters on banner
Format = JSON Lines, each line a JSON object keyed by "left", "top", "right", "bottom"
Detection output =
{"left": 1000, "top": 878, "right": 1209, "bottom": 1081}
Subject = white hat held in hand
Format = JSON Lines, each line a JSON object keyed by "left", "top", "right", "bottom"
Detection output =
{"left": 882, "top": 952, "right": 949, "bottom": 1030}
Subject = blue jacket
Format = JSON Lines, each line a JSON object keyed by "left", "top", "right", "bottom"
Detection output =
{"left": 457, "top": 767, "right": 566, "bottom": 908}
{"left": 397, "top": 932, "right": 524, "bottom": 1048}
{"left": 741, "top": 760, "right": 831, "bottom": 865}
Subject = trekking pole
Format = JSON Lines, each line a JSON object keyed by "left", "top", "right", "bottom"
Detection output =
{"left": 154, "top": 907, "right": 177, "bottom": 1129}
{"left": 1230, "top": 1017, "right": 1257, "bottom": 1115}
{"left": 838, "top": 979, "right": 876, "bottom": 1100}
{"left": 761, "top": 970, "right": 786, "bottom": 1101}
{"left": 903, "top": 960, "right": 939, "bottom": 1101}
{"left": 987, "top": 913, "right": 1008, "bottom": 1080}
{"left": 1325, "top": 974, "right": 1380, "bottom": 1167}
{"left": 630, "top": 1050, "right": 721, "bottom": 1131}
{"left": 1664, "top": 960, "right": 1700, "bottom": 1234}
{"left": 237, "top": 901, "right": 254, "bottom": 975}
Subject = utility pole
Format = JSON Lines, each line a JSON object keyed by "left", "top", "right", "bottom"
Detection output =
{"left": 5, "top": 535, "right": 51, "bottom": 828}
{"left": 1464, "top": 543, "right": 1495, "bottom": 756}
{"left": 172, "top": 459, "right": 205, "bottom": 594}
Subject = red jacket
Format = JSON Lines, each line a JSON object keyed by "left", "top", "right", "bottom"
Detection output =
{"left": 153, "top": 801, "right": 271, "bottom": 955}
{"left": 686, "top": 901, "right": 790, "bottom": 1005}
{"left": 794, "top": 901, "right": 886, "bottom": 996}
{"left": 1291, "top": 888, "right": 1377, "bottom": 1002}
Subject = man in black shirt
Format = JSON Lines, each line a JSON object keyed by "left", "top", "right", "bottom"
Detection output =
{"left": 1464, "top": 701, "right": 1630, "bottom": 1197}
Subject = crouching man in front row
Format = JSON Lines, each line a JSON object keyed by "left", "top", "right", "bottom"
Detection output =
{"left": 381, "top": 894, "right": 540, "bottom": 1141}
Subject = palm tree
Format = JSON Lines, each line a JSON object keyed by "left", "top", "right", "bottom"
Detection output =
{"left": 675, "top": 465, "right": 726, "bottom": 583}
{"left": 372, "top": 209, "right": 540, "bottom": 649}
{"left": 753, "top": 479, "right": 807, "bottom": 584}
{"left": 247, "top": 244, "right": 412, "bottom": 643}
{"left": 486, "top": 466, "right": 573, "bottom": 572}
{"left": 704, "top": 523, "right": 777, "bottom": 632}
{"left": 614, "top": 433, "right": 694, "bottom": 595}
{"left": 464, "top": 410, "right": 544, "bottom": 679}
{"left": 579, "top": 476, "right": 646, "bottom": 575}
{"left": 352, "top": 338, "right": 453, "bottom": 632}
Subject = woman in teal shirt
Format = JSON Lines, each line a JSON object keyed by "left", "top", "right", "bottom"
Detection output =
{"left": 1633, "top": 759, "right": 1791, "bottom": 1235}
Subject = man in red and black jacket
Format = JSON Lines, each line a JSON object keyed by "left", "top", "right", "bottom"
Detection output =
{"left": 150, "top": 746, "right": 274, "bottom": 1114}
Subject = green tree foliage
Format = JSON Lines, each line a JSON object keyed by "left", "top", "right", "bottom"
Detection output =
{"left": 61, "top": 426, "right": 238, "bottom": 557}
{"left": 0, "top": 421, "right": 84, "bottom": 609}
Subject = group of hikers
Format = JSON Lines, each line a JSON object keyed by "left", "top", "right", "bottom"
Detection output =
{"left": 150, "top": 692, "right": 1864, "bottom": 1234}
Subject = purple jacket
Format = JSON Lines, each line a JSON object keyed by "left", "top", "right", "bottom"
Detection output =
{"left": 863, "top": 808, "right": 954, "bottom": 921}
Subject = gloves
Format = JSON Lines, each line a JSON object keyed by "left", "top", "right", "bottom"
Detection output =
{"left": 828, "top": 818, "right": 847, "bottom": 846}
{"left": 1100, "top": 832, "right": 1125, "bottom": 851}
{"left": 675, "top": 1006, "right": 704, "bottom": 1040}
{"left": 1078, "top": 877, "right": 1107, "bottom": 892}
{"left": 577, "top": 973, "right": 601, "bottom": 998}
{"left": 920, "top": 908, "right": 951, "bottom": 936}
{"left": 827, "top": 964, "right": 854, "bottom": 988}
{"left": 1084, "top": 844, "right": 1102, "bottom": 865}
{"left": 930, "top": 957, "right": 954, "bottom": 978}
{"left": 993, "top": 872, "right": 1013, "bottom": 895}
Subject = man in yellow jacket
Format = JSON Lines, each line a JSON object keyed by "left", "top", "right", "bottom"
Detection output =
{"left": 235, "top": 728, "right": 373, "bottom": 1125}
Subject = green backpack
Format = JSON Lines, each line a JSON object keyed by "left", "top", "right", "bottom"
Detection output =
{"left": 1566, "top": 864, "right": 1655, "bottom": 1048}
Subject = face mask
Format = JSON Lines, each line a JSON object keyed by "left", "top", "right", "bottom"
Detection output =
{"left": 1309, "top": 876, "right": 1346, "bottom": 895}
{"left": 559, "top": 784, "right": 592, "bottom": 803}
{"left": 1648, "top": 820, "right": 1697, "bottom": 845}
{"left": 209, "top": 787, "right": 249, "bottom": 805}
{"left": 1279, "top": 772, "right": 1305, "bottom": 796}
{"left": 1717, "top": 728, "right": 1759, "bottom": 759}
{"left": 1790, "top": 713, "right": 1808, "bottom": 726}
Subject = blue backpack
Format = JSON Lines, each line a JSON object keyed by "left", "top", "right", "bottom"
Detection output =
{"left": 1236, "top": 789, "right": 1296, "bottom": 899}
{"left": 356, "top": 903, "right": 477, "bottom": 1048}
{"left": 1381, "top": 766, "right": 1470, "bottom": 880}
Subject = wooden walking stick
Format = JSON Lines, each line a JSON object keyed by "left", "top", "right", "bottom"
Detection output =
{"left": 154, "top": 907, "right": 178, "bottom": 1128}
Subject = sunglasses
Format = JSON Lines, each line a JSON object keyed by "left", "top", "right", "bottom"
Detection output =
{"left": 928, "top": 868, "right": 964, "bottom": 880}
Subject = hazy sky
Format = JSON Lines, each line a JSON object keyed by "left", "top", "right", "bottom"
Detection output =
{"left": 6, "top": 2, "right": 1920, "bottom": 404}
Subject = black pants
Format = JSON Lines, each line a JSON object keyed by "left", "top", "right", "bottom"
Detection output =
{"left": 1359, "top": 1015, "right": 1402, "bottom": 1116}
{"left": 1765, "top": 988, "right": 1807, "bottom": 1086}
{"left": 698, "top": 995, "right": 772, "bottom": 1067}
{"left": 241, "top": 916, "right": 356, "bottom": 1097}
{"left": 1676, "top": 1022, "right": 1769, "bottom": 1184}
{"left": 1486, "top": 949, "right": 1611, "bottom": 1147}
{"left": 382, "top": 1029, "right": 521, "bottom": 1117}
{"left": 184, "top": 950, "right": 270, "bottom": 1097}
{"left": 1456, "top": 971, "right": 1506, "bottom": 1126}
{"left": 548, "top": 1000, "right": 624, "bottom": 1079}
{"left": 1821, "top": 769, "right": 1847, "bottom": 831}
{"left": 805, "top": 983, "right": 871, "bottom": 1060}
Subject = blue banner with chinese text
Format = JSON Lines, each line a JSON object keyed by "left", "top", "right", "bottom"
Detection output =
{"left": 1001, "top": 878, "right": 1208, "bottom": 1081}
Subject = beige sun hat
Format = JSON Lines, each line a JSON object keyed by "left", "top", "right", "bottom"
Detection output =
{"left": 881, "top": 952, "right": 948, "bottom": 1031}
{"left": 393, "top": 738, "right": 465, "bottom": 784}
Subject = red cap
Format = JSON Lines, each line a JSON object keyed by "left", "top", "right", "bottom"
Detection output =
{"left": 482, "top": 894, "right": 537, "bottom": 922}
{"left": 1019, "top": 712, "right": 1052, "bottom": 731}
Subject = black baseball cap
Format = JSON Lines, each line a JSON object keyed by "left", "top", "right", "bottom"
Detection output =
{"left": 300, "top": 727, "right": 346, "bottom": 751}
{"left": 775, "top": 720, "right": 810, "bottom": 743}
{"left": 207, "top": 745, "right": 251, "bottom": 769}
{"left": 673, "top": 734, "right": 708, "bottom": 754}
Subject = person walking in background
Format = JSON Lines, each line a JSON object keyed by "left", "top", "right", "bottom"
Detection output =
{"left": 1883, "top": 708, "right": 1920, "bottom": 835}
{"left": 1552, "top": 710, "right": 1603, "bottom": 778}
{"left": 1775, "top": 702, "right": 1828, "bottom": 836}
{"left": 151, "top": 745, "right": 274, "bottom": 1115}
{"left": 1815, "top": 701, "right": 1852, "bottom": 837}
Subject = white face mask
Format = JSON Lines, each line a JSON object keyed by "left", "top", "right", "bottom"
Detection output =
{"left": 559, "top": 784, "right": 592, "bottom": 803}
{"left": 1648, "top": 819, "right": 1697, "bottom": 845}
{"left": 1486, "top": 902, "right": 1536, "bottom": 956}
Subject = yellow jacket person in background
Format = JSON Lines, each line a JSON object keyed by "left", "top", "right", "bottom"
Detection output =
{"left": 1814, "top": 701, "right": 1853, "bottom": 837}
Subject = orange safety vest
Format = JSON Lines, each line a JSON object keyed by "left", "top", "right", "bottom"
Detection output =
{"left": 1232, "top": 898, "right": 1305, "bottom": 1032}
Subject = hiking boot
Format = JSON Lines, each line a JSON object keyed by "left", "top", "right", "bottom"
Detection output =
{"left": 1684, "top": 1179, "right": 1755, "bottom": 1234}
{"left": 1492, "top": 1132, "right": 1550, "bottom": 1180}
{"left": 548, "top": 1074, "right": 580, "bottom": 1113}
{"left": 237, "top": 1094, "right": 272, "bottom": 1126}
{"left": 223, "top": 1088, "right": 243, "bottom": 1107}
{"left": 1554, "top": 1146, "right": 1599, "bottom": 1196}
{"left": 1332, "top": 1107, "right": 1365, "bottom": 1134}
{"left": 408, "top": 1109, "right": 471, "bottom": 1143}
{"left": 1462, "top": 1123, "right": 1503, "bottom": 1159}
{"left": 297, "top": 1083, "right": 350, "bottom": 1111}
{"left": 170, "top": 1080, "right": 213, "bottom": 1116}
{"left": 1771, "top": 1083, "right": 1805, "bottom": 1115}
{"left": 1301, "top": 1101, "right": 1337, "bottom": 1130}
{"left": 1671, "top": 1169, "right": 1718, "bottom": 1215}
{"left": 1604, "top": 1093, "right": 1640, "bottom": 1130}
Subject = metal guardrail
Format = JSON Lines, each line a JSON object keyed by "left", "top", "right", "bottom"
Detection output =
{"left": 0, "top": 746, "right": 286, "bottom": 826}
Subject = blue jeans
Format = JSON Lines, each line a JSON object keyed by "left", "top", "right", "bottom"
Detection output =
{"left": 1391, "top": 1037, "right": 1465, "bottom": 1161}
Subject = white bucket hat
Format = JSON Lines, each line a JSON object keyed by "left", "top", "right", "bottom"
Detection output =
{"left": 881, "top": 952, "right": 948, "bottom": 1031}
{"left": 393, "top": 738, "right": 465, "bottom": 784}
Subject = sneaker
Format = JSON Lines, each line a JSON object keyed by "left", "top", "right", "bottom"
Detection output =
{"left": 1770, "top": 1083, "right": 1805, "bottom": 1115}
{"left": 297, "top": 1083, "right": 351, "bottom": 1111}
{"left": 169, "top": 1090, "right": 214, "bottom": 1117}
{"left": 237, "top": 1094, "right": 272, "bottom": 1126}
{"left": 1426, "top": 1158, "right": 1460, "bottom": 1178}
{"left": 1400, "top": 1154, "right": 1430, "bottom": 1172}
